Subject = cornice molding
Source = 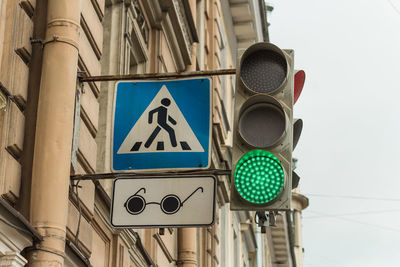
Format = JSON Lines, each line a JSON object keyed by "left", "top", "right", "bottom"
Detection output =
{"left": 291, "top": 193, "right": 309, "bottom": 211}
{"left": 160, "top": 13, "right": 186, "bottom": 71}
{"left": 141, "top": 0, "right": 163, "bottom": 28}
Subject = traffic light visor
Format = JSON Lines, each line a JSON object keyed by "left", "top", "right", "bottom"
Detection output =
{"left": 234, "top": 150, "right": 284, "bottom": 204}
{"left": 240, "top": 43, "right": 288, "bottom": 94}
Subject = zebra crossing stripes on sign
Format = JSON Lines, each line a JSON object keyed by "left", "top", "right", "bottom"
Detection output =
{"left": 112, "top": 78, "right": 212, "bottom": 171}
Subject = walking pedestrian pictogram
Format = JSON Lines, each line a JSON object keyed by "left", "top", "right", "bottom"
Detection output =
{"left": 112, "top": 78, "right": 212, "bottom": 171}
{"left": 145, "top": 98, "right": 177, "bottom": 149}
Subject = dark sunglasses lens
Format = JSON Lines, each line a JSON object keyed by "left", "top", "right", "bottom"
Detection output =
{"left": 161, "top": 195, "right": 180, "bottom": 214}
{"left": 126, "top": 195, "right": 145, "bottom": 215}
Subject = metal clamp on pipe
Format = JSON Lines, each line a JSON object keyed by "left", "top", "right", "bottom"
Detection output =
{"left": 42, "top": 35, "right": 79, "bottom": 51}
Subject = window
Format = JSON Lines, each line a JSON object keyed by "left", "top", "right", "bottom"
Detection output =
{"left": 124, "top": 1, "right": 149, "bottom": 74}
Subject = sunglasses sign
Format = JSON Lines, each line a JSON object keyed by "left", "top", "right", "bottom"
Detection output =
{"left": 110, "top": 176, "right": 216, "bottom": 228}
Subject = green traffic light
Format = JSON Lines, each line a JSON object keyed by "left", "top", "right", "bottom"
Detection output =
{"left": 234, "top": 150, "right": 284, "bottom": 204}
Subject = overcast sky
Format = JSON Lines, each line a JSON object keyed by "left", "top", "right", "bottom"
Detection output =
{"left": 267, "top": 0, "right": 400, "bottom": 266}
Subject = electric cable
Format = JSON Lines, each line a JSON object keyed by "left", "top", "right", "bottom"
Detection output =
{"left": 71, "top": 180, "right": 92, "bottom": 267}
{"left": 388, "top": 0, "right": 400, "bottom": 15}
{"left": 305, "top": 193, "right": 400, "bottom": 202}
{"left": 74, "top": 180, "right": 82, "bottom": 247}
{"left": 306, "top": 210, "right": 400, "bottom": 233}
{"left": 0, "top": 217, "right": 33, "bottom": 236}
{"left": 304, "top": 209, "right": 400, "bottom": 219}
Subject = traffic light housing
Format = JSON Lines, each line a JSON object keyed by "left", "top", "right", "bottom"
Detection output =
{"left": 230, "top": 42, "right": 294, "bottom": 211}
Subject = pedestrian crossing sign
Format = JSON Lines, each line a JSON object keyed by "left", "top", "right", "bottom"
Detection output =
{"left": 112, "top": 78, "right": 212, "bottom": 171}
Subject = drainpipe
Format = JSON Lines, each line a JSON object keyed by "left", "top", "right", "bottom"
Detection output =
{"left": 285, "top": 211, "right": 297, "bottom": 267}
{"left": 18, "top": 0, "right": 47, "bottom": 219}
{"left": 177, "top": 1, "right": 197, "bottom": 266}
{"left": 256, "top": 227, "right": 262, "bottom": 267}
{"left": 26, "top": 0, "right": 80, "bottom": 266}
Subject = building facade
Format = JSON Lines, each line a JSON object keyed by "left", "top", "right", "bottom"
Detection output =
{"left": 0, "top": 0, "right": 308, "bottom": 266}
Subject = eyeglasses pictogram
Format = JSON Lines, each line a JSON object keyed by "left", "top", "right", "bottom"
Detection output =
{"left": 124, "top": 187, "right": 204, "bottom": 215}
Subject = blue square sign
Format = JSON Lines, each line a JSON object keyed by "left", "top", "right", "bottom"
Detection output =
{"left": 112, "top": 78, "right": 212, "bottom": 171}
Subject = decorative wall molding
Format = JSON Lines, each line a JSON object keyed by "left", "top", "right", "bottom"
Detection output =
{"left": 141, "top": 0, "right": 163, "bottom": 28}
{"left": 161, "top": 13, "right": 186, "bottom": 71}
{"left": 171, "top": 0, "right": 192, "bottom": 60}
{"left": 0, "top": 252, "right": 27, "bottom": 267}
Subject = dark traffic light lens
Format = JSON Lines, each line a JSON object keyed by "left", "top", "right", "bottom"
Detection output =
{"left": 234, "top": 150, "right": 284, "bottom": 204}
{"left": 238, "top": 103, "right": 285, "bottom": 148}
{"left": 240, "top": 50, "right": 287, "bottom": 93}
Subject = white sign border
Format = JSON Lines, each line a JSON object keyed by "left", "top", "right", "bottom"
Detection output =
{"left": 110, "top": 175, "right": 217, "bottom": 228}
{"left": 111, "top": 77, "right": 212, "bottom": 172}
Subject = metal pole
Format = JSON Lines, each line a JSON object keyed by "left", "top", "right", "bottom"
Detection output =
{"left": 70, "top": 169, "right": 232, "bottom": 181}
{"left": 79, "top": 68, "right": 236, "bottom": 82}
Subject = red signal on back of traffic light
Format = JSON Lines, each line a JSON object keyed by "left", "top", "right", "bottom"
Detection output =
{"left": 294, "top": 70, "right": 305, "bottom": 104}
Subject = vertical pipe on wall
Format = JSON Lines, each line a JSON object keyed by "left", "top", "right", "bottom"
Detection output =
{"left": 26, "top": 0, "right": 80, "bottom": 266}
{"left": 18, "top": 0, "right": 48, "bottom": 219}
{"left": 177, "top": 0, "right": 197, "bottom": 266}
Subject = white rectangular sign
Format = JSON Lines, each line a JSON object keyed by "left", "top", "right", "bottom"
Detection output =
{"left": 111, "top": 175, "right": 216, "bottom": 228}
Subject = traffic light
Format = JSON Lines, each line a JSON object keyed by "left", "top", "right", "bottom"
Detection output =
{"left": 230, "top": 42, "right": 294, "bottom": 211}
